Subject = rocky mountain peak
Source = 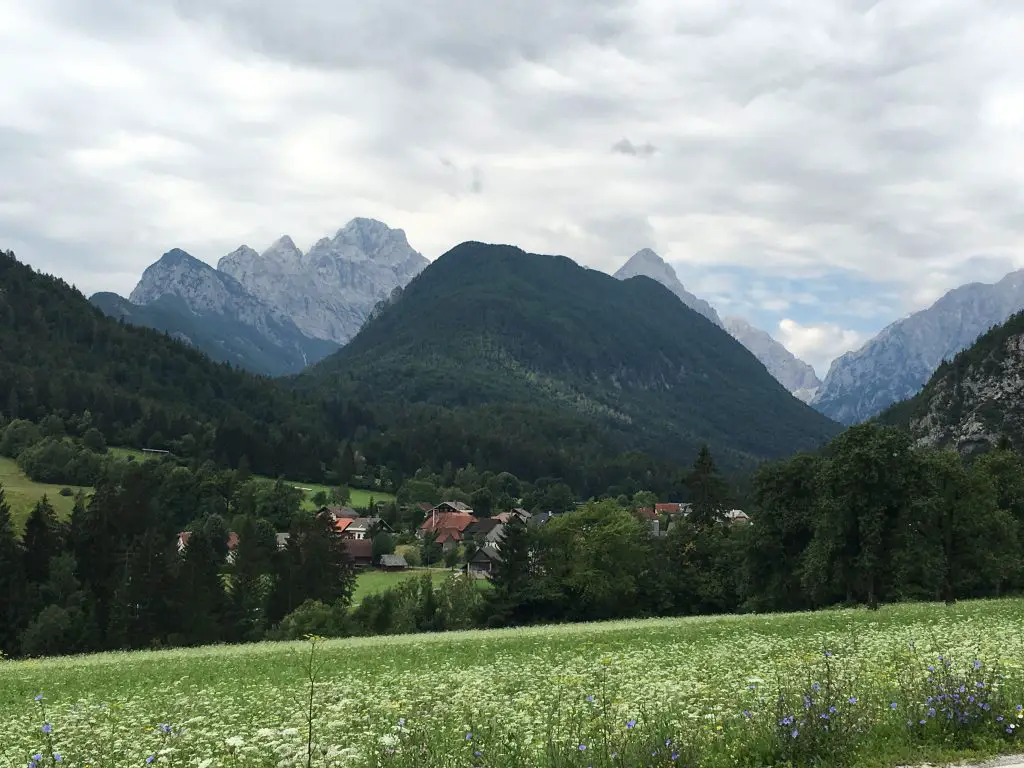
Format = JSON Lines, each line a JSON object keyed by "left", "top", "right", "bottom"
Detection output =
{"left": 613, "top": 249, "right": 723, "bottom": 328}
{"left": 262, "top": 235, "right": 303, "bottom": 262}
{"left": 129, "top": 249, "right": 212, "bottom": 305}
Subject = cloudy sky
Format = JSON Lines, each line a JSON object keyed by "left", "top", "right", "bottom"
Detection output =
{"left": 4, "top": 0, "right": 1024, "bottom": 375}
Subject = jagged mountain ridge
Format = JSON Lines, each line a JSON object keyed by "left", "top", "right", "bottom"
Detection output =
{"left": 813, "top": 269, "right": 1024, "bottom": 425}
{"left": 300, "top": 241, "right": 841, "bottom": 471}
{"left": 218, "top": 218, "right": 429, "bottom": 345}
{"left": 880, "top": 310, "right": 1024, "bottom": 455}
{"left": 611, "top": 249, "right": 821, "bottom": 399}
{"left": 722, "top": 316, "right": 821, "bottom": 403}
{"left": 92, "top": 218, "right": 427, "bottom": 376}
{"left": 92, "top": 249, "right": 338, "bottom": 376}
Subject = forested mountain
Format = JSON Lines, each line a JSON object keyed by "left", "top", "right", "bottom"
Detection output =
{"left": 880, "top": 310, "right": 1024, "bottom": 454}
{"left": 299, "top": 242, "right": 841, "bottom": 476}
{"left": 0, "top": 250, "right": 338, "bottom": 479}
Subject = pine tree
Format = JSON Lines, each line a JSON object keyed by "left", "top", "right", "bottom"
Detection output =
{"left": 22, "top": 495, "right": 61, "bottom": 585}
{"left": 177, "top": 528, "right": 226, "bottom": 646}
{"left": 486, "top": 516, "right": 533, "bottom": 626}
{"left": 0, "top": 486, "right": 28, "bottom": 654}
{"left": 684, "top": 445, "right": 730, "bottom": 528}
{"left": 336, "top": 442, "right": 357, "bottom": 485}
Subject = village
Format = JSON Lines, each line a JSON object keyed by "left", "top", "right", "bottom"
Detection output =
{"left": 175, "top": 499, "right": 752, "bottom": 581}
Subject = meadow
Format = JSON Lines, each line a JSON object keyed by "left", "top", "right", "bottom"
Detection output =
{"left": 350, "top": 568, "right": 452, "bottom": 603}
{"left": 4, "top": 448, "right": 393, "bottom": 531}
{"left": 3, "top": 598, "right": 1024, "bottom": 767}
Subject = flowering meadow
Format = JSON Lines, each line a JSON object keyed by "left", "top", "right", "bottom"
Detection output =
{"left": 2, "top": 599, "right": 1024, "bottom": 767}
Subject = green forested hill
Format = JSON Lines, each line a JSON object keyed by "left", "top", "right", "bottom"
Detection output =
{"left": 299, "top": 242, "right": 840, "bottom": 475}
{"left": 0, "top": 251, "right": 336, "bottom": 478}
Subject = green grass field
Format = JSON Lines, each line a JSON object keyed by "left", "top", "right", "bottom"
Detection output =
{"left": 352, "top": 568, "right": 452, "bottom": 603}
{"left": 3, "top": 599, "right": 1024, "bottom": 767}
{"left": 1, "top": 447, "right": 394, "bottom": 533}
{"left": 0, "top": 457, "right": 88, "bottom": 530}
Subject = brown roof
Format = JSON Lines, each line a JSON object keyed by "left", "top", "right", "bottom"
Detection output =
{"left": 655, "top": 503, "right": 683, "bottom": 513}
{"left": 420, "top": 512, "right": 476, "bottom": 533}
{"left": 436, "top": 530, "right": 463, "bottom": 544}
{"left": 343, "top": 539, "right": 374, "bottom": 561}
{"left": 634, "top": 507, "right": 657, "bottom": 521}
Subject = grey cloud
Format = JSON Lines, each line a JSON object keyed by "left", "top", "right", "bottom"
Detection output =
{"left": 5, "top": 0, "right": 1024, "bottom": 370}
{"left": 611, "top": 139, "right": 657, "bottom": 157}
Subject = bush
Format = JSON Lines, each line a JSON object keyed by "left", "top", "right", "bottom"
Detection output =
{"left": 0, "top": 419, "right": 41, "bottom": 458}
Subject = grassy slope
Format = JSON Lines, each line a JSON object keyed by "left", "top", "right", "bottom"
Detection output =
{"left": 2, "top": 447, "right": 394, "bottom": 533}
{"left": 2, "top": 600, "right": 1023, "bottom": 766}
{"left": 0, "top": 457, "right": 88, "bottom": 530}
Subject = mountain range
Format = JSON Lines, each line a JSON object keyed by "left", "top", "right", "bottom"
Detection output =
{"left": 90, "top": 218, "right": 427, "bottom": 376}
{"left": 812, "top": 270, "right": 1024, "bottom": 424}
{"left": 299, "top": 241, "right": 840, "bottom": 474}
{"left": 881, "top": 309, "right": 1024, "bottom": 455}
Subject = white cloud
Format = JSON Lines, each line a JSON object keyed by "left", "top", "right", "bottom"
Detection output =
{"left": 1, "top": 0, "right": 1024, "bottom": 376}
{"left": 777, "top": 319, "right": 870, "bottom": 377}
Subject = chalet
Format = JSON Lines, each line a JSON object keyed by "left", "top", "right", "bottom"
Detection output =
{"left": 343, "top": 538, "right": 374, "bottom": 568}
{"left": 468, "top": 546, "right": 502, "bottom": 578}
{"left": 321, "top": 506, "right": 359, "bottom": 519}
{"left": 342, "top": 517, "right": 393, "bottom": 541}
{"left": 430, "top": 501, "right": 474, "bottom": 515}
{"left": 379, "top": 553, "right": 408, "bottom": 572}
{"left": 725, "top": 509, "right": 751, "bottom": 525}
{"left": 463, "top": 518, "right": 505, "bottom": 548}
{"left": 655, "top": 503, "right": 686, "bottom": 515}
{"left": 494, "top": 508, "right": 531, "bottom": 524}
{"left": 435, "top": 529, "right": 464, "bottom": 551}
{"left": 418, "top": 511, "right": 476, "bottom": 540}
{"left": 528, "top": 511, "right": 560, "bottom": 527}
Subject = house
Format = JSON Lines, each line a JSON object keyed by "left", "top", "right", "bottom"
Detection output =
{"left": 633, "top": 507, "right": 657, "bottom": 522}
{"left": 435, "top": 529, "right": 464, "bottom": 552}
{"left": 379, "top": 553, "right": 408, "bottom": 571}
{"left": 494, "top": 508, "right": 531, "bottom": 524}
{"left": 331, "top": 517, "right": 353, "bottom": 535}
{"left": 418, "top": 511, "right": 476, "bottom": 539}
{"left": 321, "top": 506, "right": 359, "bottom": 519}
{"left": 343, "top": 538, "right": 374, "bottom": 568}
{"left": 468, "top": 546, "right": 502, "bottom": 578}
{"left": 655, "top": 503, "right": 686, "bottom": 515}
{"left": 342, "top": 517, "right": 394, "bottom": 541}
{"left": 463, "top": 518, "right": 506, "bottom": 548}
{"left": 430, "top": 501, "right": 474, "bottom": 515}
{"left": 725, "top": 509, "right": 751, "bottom": 525}
{"left": 275, "top": 532, "right": 291, "bottom": 550}
{"left": 528, "top": 511, "right": 560, "bottom": 527}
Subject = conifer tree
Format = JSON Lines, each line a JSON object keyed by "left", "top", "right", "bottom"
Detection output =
{"left": 22, "top": 495, "right": 60, "bottom": 585}
{"left": 0, "top": 486, "right": 28, "bottom": 654}
{"left": 177, "top": 528, "right": 226, "bottom": 646}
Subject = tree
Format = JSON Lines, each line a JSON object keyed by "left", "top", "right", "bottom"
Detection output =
{"left": 177, "top": 528, "right": 227, "bottom": 646}
{"left": 372, "top": 532, "right": 395, "bottom": 564}
{"left": 485, "top": 516, "right": 533, "bottom": 626}
{"left": 684, "top": 446, "right": 729, "bottom": 528}
{"left": 22, "top": 496, "right": 61, "bottom": 586}
{"left": 0, "top": 486, "right": 28, "bottom": 654}
{"left": 470, "top": 487, "right": 494, "bottom": 518}
{"left": 336, "top": 442, "right": 356, "bottom": 485}
{"left": 82, "top": 427, "right": 107, "bottom": 453}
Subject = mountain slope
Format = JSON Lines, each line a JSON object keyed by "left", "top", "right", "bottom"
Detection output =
{"left": 0, "top": 250, "right": 335, "bottom": 479}
{"left": 218, "top": 218, "right": 429, "bottom": 345}
{"left": 813, "top": 269, "right": 1024, "bottom": 424}
{"left": 92, "top": 249, "right": 337, "bottom": 376}
{"left": 723, "top": 316, "right": 821, "bottom": 402}
{"left": 614, "top": 249, "right": 723, "bottom": 326}
{"left": 880, "top": 311, "right": 1024, "bottom": 454}
{"left": 302, "top": 242, "right": 840, "bottom": 472}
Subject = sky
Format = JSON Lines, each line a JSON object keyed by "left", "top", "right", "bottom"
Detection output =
{"left": 4, "top": 1, "right": 1024, "bottom": 377}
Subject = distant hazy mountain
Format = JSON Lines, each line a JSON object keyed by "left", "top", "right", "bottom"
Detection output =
{"left": 218, "top": 218, "right": 429, "bottom": 345}
{"left": 813, "top": 269, "right": 1024, "bottom": 424}
{"left": 612, "top": 249, "right": 821, "bottom": 399}
{"left": 614, "top": 249, "right": 723, "bottom": 327}
{"left": 881, "top": 310, "right": 1024, "bottom": 455}
{"left": 723, "top": 316, "right": 821, "bottom": 403}
{"left": 92, "top": 249, "right": 337, "bottom": 376}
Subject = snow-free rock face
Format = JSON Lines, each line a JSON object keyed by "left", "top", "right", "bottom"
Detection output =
{"left": 614, "top": 249, "right": 723, "bottom": 327}
{"left": 723, "top": 316, "right": 821, "bottom": 403}
{"left": 111, "top": 248, "right": 339, "bottom": 376}
{"left": 813, "top": 269, "right": 1024, "bottom": 424}
{"left": 217, "top": 218, "right": 429, "bottom": 345}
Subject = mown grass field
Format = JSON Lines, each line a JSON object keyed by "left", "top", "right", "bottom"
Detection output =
{"left": 351, "top": 568, "right": 452, "bottom": 603}
{"left": 3, "top": 599, "right": 1024, "bottom": 767}
{"left": 0, "top": 457, "right": 87, "bottom": 530}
